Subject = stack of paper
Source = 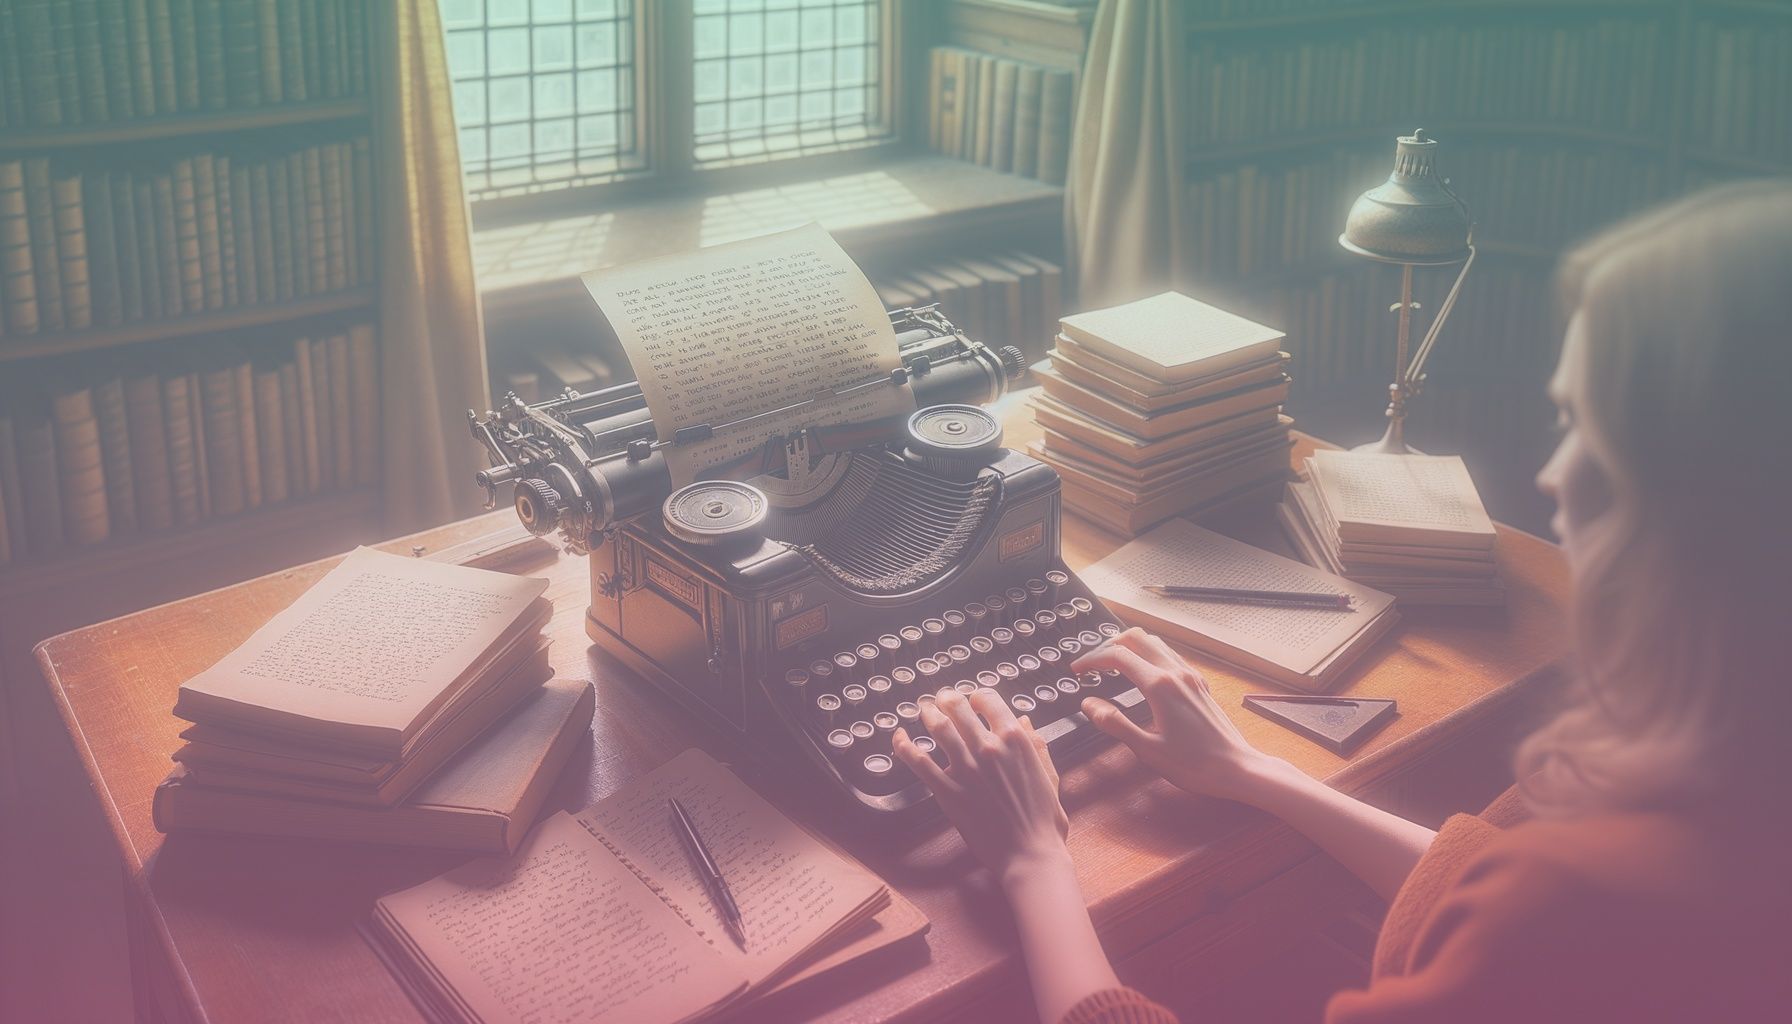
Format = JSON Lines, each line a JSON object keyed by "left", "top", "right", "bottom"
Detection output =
{"left": 1279, "top": 451, "right": 1505, "bottom": 607}
{"left": 1028, "top": 292, "right": 1294, "bottom": 536}
{"left": 153, "top": 547, "right": 586, "bottom": 853}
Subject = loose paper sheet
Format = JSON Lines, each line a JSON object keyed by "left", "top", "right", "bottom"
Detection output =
{"left": 582, "top": 223, "right": 914, "bottom": 485}
{"left": 1308, "top": 451, "right": 1495, "bottom": 538}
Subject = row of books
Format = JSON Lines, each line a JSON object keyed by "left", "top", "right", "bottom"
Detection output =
{"left": 1686, "top": 18, "right": 1792, "bottom": 162}
{"left": 1030, "top": 292, "right": 1296, "bottom": 537}
{"left": 926, "top": 46, "right": 1074, "bottom": 185}
{"left": 0, "top": 140, "right": 373, "bottom": 337}
{"left": 1185, "top": 140, "right": 1672, "bottom": 283}
{"left": 0, "top": 325, "right": 379, "bottom": 566}
{"left": 871, "top": 249, "right": 1064, "bottom": 365}
{"left": 1188, "top": 18, "right": 1666, "bottom": 149}
{"left": 0, "top": 0, "right": 369, "bottom": 129}
{"left": 1180, "top": 0, "right": 1636, "bottom": 20}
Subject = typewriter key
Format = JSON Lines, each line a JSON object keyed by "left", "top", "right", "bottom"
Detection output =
{"left": 896, "top": 701, "right": 921, "bottom": 724}
{"left": 863, "top": 754, "right": 895, "bottom": 777}
{"left": 921, "top": 618, "right": 947, "bottom": 642}
{"left": 833, "top": 651, "right": 859, "bottom": 684}
{"left": 1036, "top": 646, "right": 1063, "bottom": 668}
{"left": 976, "top": 670, "right": 1001, "bottom": 690}
{"left": 1005, "top": 585, "right": 1029, "bottom": 613}
{"left": 915, "top": 657, "right": 942, "bottom": 683}
{"left": 1078, "top": 629, "right": 1102, "bottom": 647}
{"left": 827, "top": 728, "right": 854, "bottom": 750}
{"left": 891, "top": 665, "right": 917, "bottom": 689}
{"left": 1013, "top": 617, "right": 1036, "bottom": 639}
{"left": 1027, "top": 578, "right": 1050, "bottom": 604}
{"left": 984, "top": 594, "right": 1008, "bottom": 622}
{"left": 874, "top": 711, "right": 900, "bottom": 735}
{"left": 990, "top": 626, "right": 1015, "bottom": 649}
{"left": 953, "top": 679, "right": 978, "bottom": 696}
{"left": 1054, "top": 601, "right": 1078, "bottom": 622}
{"left": 947, "top": 644, "right": 971, "bottom": 666}
{"left": 1033, "top": 684, "right": 1059, "bottom": 704}
{"left": 816, "top": 693, "right": 843, "bottom": 723}
{"left": 910, "top": 734, "right": 937, "bottom": 754}
{"left": 878, "top": 633, "right": 903, "bottom": 656}
{"left": 1071, "top": 597, "right": 1094, "bottom": 616}
{"left": 850, "top": 720, "right": 875, "bottom": 740}
{"left": 857, "top": 641, "right": 882, "bottom": 665}
{"left": 1055, "top": 676, "right": 1082, "bottom": 697}
{"left": 841, "top": 683, "right": 868, "bottom": 707}
{"left": 917, "top": 692, "right": 939, "bottom": 710}
{"left": 899, "top": 624, "right": 925, "bottom": 649}
{"left": 1046, "top": 569, "right": 1070, "bottom": 595}
{"left": 1033, "top": 609, "right": 1057, "bottom": 630}
{"left": 1080, "top": 671, "right": 1104, "bottom": 690}
{"left": 1011, "top": 694, "right": 1037, "bottom": 715}
{"left": 964, "top": 601, "right": 990, "bottom": 630}
{"left": 968, "top": 635, "right": 994, "bottom": 660}
{"left": 996, "top": 661, "right": 1021, "bottom": 683}
{"left": 784, "top": 668, "right": 810, "bottom": 691}
{"left": 942, "top": 608, "right": 968, "bottom": 637}
{"left": 1017, "top": 653, "right": 1041, "bottom": 674}
{"left": 1058, "top": 637, "right": 1083, "bottom": 656}
{"left": 866, "top": 674, "right": 893, "bottom": 698}
{"left": 1099, "top": 621, "right": 1122, "bottom": 638}
{"left": 931, "top": 650, "right": 957, "bottom": 670}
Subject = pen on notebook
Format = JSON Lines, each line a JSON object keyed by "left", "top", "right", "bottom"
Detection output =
{"left": 669, "top": 797, "right": 748, "bottom": 950}
{"left": 1143, "top": 585, "right": 1354, "bottom": 610}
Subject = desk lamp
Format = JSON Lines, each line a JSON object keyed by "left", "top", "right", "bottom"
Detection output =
{"left": 1339, "top": 129, "right": 1476, "bottom": 453}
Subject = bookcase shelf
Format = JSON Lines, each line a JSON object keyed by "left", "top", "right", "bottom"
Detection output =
{"left": 1187, "top": 122, "right": 1671, "bottom": 171}
{"left": 0, "top": 288, "right": 379, "bottom": 363}
{"left": 1183, "top": 0, "right": 1670, "bottom": 36}
{"left": 0, "top": 100, "right": 371, "bottom": 153}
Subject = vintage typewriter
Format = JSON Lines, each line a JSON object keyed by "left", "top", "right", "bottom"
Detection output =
{"left": 469, "top": 306, "right": 1148, "bottom": 813}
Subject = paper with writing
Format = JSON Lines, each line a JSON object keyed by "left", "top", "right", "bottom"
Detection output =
{"left": 376, "top": 812, "right": 742, "bottom": 1024}
{"left": 1081, "top": 518, "right": 1395, "bottom": 676}
{"left": 576, "top": 748, "right": 885, "bottom": 984}
{"left": 582, "top": 222, "right": 913, "bottom": 485}
{"left": 178, "top": 546, "right": 548, "bottom": 732}
{"left": 1308, "top": 451, "right": 1495, "bottom": 540}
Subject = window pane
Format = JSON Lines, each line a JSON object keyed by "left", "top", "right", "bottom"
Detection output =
{"left": 692, "top": 0, "right": 890, "bottom": 167}
{"left": 447, "top": 1, "right": 641, "bottom": 199}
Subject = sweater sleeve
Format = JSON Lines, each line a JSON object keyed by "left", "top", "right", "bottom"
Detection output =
{"left": 1058, "top": 986, "right": 1180, "bottom": 1024}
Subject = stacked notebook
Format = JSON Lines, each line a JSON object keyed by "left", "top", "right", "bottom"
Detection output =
{"left": 154, "top": 547, "right": 588, "bottom": 853}
{"left": 1280, "top": 451, "right": 1505, "bottom": 607}
{"left": 368, "top": 748, "right": 928, "bottom": 1024}
{"left": 1029, "top": 292, "right": 1296, "bottom": 536}
{"left": 1082, "top": 518, "right": 1398, "bottom": 693}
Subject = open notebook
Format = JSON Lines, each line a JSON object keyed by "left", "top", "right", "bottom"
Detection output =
{"left": 366, "top": 748, "right": 922, "bottom": 1024}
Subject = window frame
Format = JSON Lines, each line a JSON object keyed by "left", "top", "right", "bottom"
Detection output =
{"left": 467, "top": 0, "right": 913, "bottom": 229}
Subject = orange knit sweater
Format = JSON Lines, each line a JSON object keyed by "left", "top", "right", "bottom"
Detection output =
{"left": 1061, "top": 789, "right": 1792, "bottom": 1023}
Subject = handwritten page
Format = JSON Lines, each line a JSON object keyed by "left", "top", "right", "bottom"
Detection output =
{"left": 582, "top": 223, "right": 914, "bottom": 485}
{"left": 1080, "top": 518, "right": 1395, "bottom": 677}
{"left": 177, "top": 546, "right": 549, "bottom": 735}
{"left": 1308, "top": 451, "right": 1495, "bottom": 542}
{"left": 576, "top": 748, "right": 886, "bottom": 985}
{"left": 374, "top": 811, "right": 743, "bottom": 1024}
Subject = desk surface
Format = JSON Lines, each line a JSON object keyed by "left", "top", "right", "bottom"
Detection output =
{"left": 37, "top": 394, "right": 1570, "bottom": 1024}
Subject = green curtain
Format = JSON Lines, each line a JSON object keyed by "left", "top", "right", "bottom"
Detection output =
{"left": 1065, "top": 0, "right": 1188, "bottom": 309}
{"left": 371, "top": 0, "right": 492, "bottom": 532}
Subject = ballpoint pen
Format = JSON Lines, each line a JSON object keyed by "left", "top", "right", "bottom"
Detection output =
{"left": 1143, "top": 584, "right": 1354, "bottom": 610}
{"left": 669, "top": 797, "right": 748, "bottom": 950}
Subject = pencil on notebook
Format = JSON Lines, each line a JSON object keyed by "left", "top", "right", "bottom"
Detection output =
{"left": 1142, "top": 585, "right": 1354, "bottom": 610}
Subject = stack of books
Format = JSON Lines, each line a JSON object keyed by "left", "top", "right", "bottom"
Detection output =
{"left": 1280, "top": 451, "right": 1505, "bottom": 607}
{"left": 154, "top": 546, "right": 592, "bottom": 853}
{"left": 1028, "top": 291, "right": 1295, "bottom": 536}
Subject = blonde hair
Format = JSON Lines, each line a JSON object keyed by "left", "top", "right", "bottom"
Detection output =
{"left": 1516, "top": 180, "right": 1792, "bottom": 817}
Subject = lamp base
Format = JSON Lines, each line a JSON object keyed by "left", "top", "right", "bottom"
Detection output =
{"left": 1353, "top": 419, "right": 1423, "bottom": 455}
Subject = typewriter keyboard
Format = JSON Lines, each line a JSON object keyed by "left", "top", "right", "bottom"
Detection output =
{"left": 773, "top": 568, "right": 1147, "bottom": 801}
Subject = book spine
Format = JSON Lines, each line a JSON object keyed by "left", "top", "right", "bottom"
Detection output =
{"left": 278, "top": 359, "right": 304, "bottom": 498}
{"left": 256, "top": 0, "right": 282, "bottom": 104}
{"left": 0, "top": 5, "right": 28, "bottom": 129}
{"left": 17, "top": 406, "right": 64, "bottom": 553}
{"left": 143, "top": 175, "right": 176, "bottom": 317}
{"left": 1012, "top": 65, "right": 1043, "bottom": 180}
{"left": 277, "top": 0, "right": 306, "bottom": 102}
{"left": 317, "top": 0, "right": 341, "bottom": 98}
{"left": 216, "top": 154, "right": 239, "bottom": 305}
{"left": 327, "top": 331, "right": 352, "bottom": 487}
{"left": 349, "top": 323, "right": 379, "bottom": 486}
{"left": 322, "top": 143, "right": 348, "bottom": 291}
{"left": 0, "top": 416, "right": 24, "bottom": 562}
{"left": 1036, "top": 70, "right": 1073, "bottom": 186}
{"left": 270, "top": 154, "right": 299, "bottom": 297}
{"left": 250, "top": 160, "right": 279, "bottom": 301}
{"left": 344, "top": 0, "right": 365, "bottom": 95}
{"left": 186, "top": 368, "right": 210, "bottom": 518}
{"left": 351, "top": 137, "right": 373, "bottom": 286}
{"left": 192, "top": 153, "right": 223, "bottom": 310}
{"left": 124, "top": 0, "right": 157, "bottom": 116}
{"left": 71, "top": 0, "right": 110, "bottom": 123}
{"left": 254, "top": 364, "right": 288, "bottom": 505}
{"left": 84, "top": 171, "right": 124, "bottom": 326}
{"left": 0, "top": 159, "right": 39, "bottom": 336}
{"left": 51, "top": 171, "right": 92, "bottom": 330}
{"left": 292, "top": 336, "right": 320, "bottom": 493}
{"left": 53, "top": 383, "right": 110, "bottom": 546}
{"left": 990, "top": 58, "right": 1018, "bottom": 173}
{"left": 124, "top": 370, "right": 175, "bottom": 531}
{"left": 18, "top": 1, "right": 63, "bottom": 126}
{"left": 110, "top": 171, "right": 143, "bottom": 317}
{"left": 171, "top": 157, "right": 204, "bottom": 311}
{"left": 310, "top": 329, "right": 335, "bottom": 489}
{"left": 23, "top": 158, "right": 65, "bottom": 332}
{"left": 97, "top": 0, "right": 136, "bottom": 119}
{"left": 50, "top": 0, "right": 82, "bottom": 126}
{"left": 973, "top": 54, "right": 997, "bottom": 166}
{"left": 93, "top": 374, "right": 137, "bottom": 537}
{"left": 335, "top": 143, "right": 357, "bottom": 286}
{"left": 221, "top": 0, "right": 261, "bottom": 107}
{"left": 303, "top": 146, "right": 327, "bottom": 293}
{"left": 233, "top": 357, "right": 261, "bottom": 509}
{"left": 228, "top": 160, "right": 256, "bottom": 306}
{"left": 198, "top": 358, "right": 244, "bottom": 516}
{"left": 194, "top": 0, "right": 226, "bottom": 111}
{"left": 168, "top": 0, "right": 199, "bottom": 111}
{"left": 162, "top": 371, "right": 199, "bottom": 526}
{"left": 148, "top": 0, "right": 178, "bottom": 114}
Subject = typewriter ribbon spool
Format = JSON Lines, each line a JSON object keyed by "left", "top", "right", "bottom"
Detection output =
{"left": 662, "top": 481, "right": 769, "bottom": 547}
{"left": 905, "top": 405, "right": 1005, "bottom": 479}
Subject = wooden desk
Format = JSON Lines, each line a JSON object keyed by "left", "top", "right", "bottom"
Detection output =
{"left": 38, "top": 396, "right": 1570, "bottom": 1023}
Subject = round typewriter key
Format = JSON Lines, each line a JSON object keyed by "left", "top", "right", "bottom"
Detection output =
{"left": 1046, "top": 569, "right": 1070, "bottom": 590}
{"left": 896, "top": 701, "right": 921, "bottom": 724}
{"left": 1027, "top": 577, "right": 1050, "bottom": 602}
{"left": 899, "top": 625, "right": 925, "bottom": 649}
{"left": 965, "top": 601, "right": 989, "bottom": 629}
{"left": 874, "top": 711, "right": 900, "bottom": 734}
{"left": 921, "top": 617, "right": 947, "bottom": 641}
{"left": 943, "top": 608, "right": 968, "bottom": 636}
{"left": 931, "top": 650, "right": 956, "bottom": 670}
{"left": 1058, "top": 637, "right": 1083, "bottom": 656}
{"left": 911, "top": 734, "right": 937, "bottom": 754}
{"left": 1033, "top": 609, "right": 1057, "bottom": 630}
{"left": 1011, "top": 693, "right": 1037, "bottom": 715}
{"left": 996, "top": 662, "right": 1021, "bottom": 682}
{"left": 991, "top": 626, "right": 1015, "bottom": 648}
{"left": 1080, "top": 671, "right": 1104, "bottom": 690}
{"left": 984, "top": 594, "right": 1008, "bottom": 620}
{"left": 784, "top": 668, "right": 810, "bottom": 690}
{"left": 1078, "top": 629, "right": 1102, "bottom": 647}
{"left": 827, "top": 728, "right": 854, "bottom": 750}
{"left": 976, "top": 670, "right": 1001, "bottom": 689}
{"left": 1054, "top": 601, "right": 1078, "bottom": 622}
{"left": 917, "top": 692, "right": 938, "bottom": 710}
{"left": 968, "top": 635, "right": 994, "bottom": 658}
{"left": 841, "top": 683, "right": 868, "bottom": 707}
{"left": 891, "top": 665, "right": 917, "bottom": 688}
{"left": 1013, "top": 617, "right": 1036, "bottom": 639}
{"left": 878, "top": 633, "right": 903, "bottom": 655}
{"left": 850, "top": 720, "right": 875, "bottom": 740}
{"left": 1017, "top": 653, "right": 1041, "bottom": 674}
{"left": 1103, "top": 668, "right": 1124, "bottom": 684}
{"left": 833, "top": 651, "right": 859, "bottom": 684}
{"left": 915, "top": 657, "right": 941, "bottom": 679}
{"left": 857, "top": 641, "right": 882, "bottom": 664}
{"left": 866, "top": 674, "right": 892, "bottom": 697}
{"left": 809, "top": 658, "right": 835, "bottom": 679}
{"left": 863, "top": 753, "right": 895, "bottom": 776}
{"left": 954, "top": 679, "right": 979, "bottom": 696}
{"left": 1033, "top": 684, "right": 1059, "bottom": 704}
{"left": 1056, "top": 676, "right": 1082, "bottom": 697}
{"left": 947, "top": 644, "right": 971, "bottom": 666}
{"left": 1006, "top": 584, "right": 1029, "bottom": 607}
{"left": 1099, "top": 621, "right": 1122, "bottom": 638}
{"left": 1071, "top": 597, "right": 1094, "bottom": 616}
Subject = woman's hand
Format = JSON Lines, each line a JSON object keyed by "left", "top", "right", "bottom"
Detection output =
{"left": 892, "top": 687, "right": 1071, "bottom": 889}
{"left": 1072, "top": 627, "right": 1290, "bottom": 804}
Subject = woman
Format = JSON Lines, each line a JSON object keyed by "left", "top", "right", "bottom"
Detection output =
{"left": 891, "top": 181, "right": 1792, "bottom": 1023}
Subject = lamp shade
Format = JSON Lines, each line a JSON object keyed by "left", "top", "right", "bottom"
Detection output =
{"left": 1339, "top": 129, "right": 1473, "bottom": 265}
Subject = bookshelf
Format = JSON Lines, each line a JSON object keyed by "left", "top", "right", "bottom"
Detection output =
{"left": 1177, "top": 0, "right": 1791, "bottom": 534}
{"left": 0, "top": 7, "right": 386, "bottom": 609}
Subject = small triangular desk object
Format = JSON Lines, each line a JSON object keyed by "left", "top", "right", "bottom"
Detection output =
{"left": 1242, "top": 695, "right": 1398, "bottom": 755}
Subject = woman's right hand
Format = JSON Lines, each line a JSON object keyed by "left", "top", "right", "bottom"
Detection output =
{"left": 1072, "top": 628, "right": 1292, "bottom": 804}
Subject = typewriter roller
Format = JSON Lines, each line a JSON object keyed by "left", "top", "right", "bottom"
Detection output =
{"left": 469, "top": 307, "right": 1150, "bottom": 814}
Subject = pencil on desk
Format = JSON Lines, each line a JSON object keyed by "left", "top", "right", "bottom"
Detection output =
{"left": 1143, "top": 585, "right": 1354, "bottom": 610}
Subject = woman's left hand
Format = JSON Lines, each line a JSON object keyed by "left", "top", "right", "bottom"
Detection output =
{"left": 893, "top": 687, "right": 1071, "bottom": 889}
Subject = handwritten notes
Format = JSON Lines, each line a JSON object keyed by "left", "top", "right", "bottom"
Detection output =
{"left": 582, "top": 223, "right": 914, "bottom": 485}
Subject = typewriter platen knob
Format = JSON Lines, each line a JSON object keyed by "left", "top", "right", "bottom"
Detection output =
{"left": 514, "top": 478, "right": 565, "bottom": 536}
{"left": 997, "top": 345, "right": 1025, "bottom": 380}
{"left": 663, "top": 480, "right": 769, "bottom": 548}
{"left": 906, "top": 404, "right": 1004, "bottom": 480}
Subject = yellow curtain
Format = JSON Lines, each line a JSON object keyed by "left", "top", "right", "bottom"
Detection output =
{"left": 1064, "top": 0, "right": 1188, "bottom": 310}
{"left": 371, "top": 0, "right": 491, "bottom": 532}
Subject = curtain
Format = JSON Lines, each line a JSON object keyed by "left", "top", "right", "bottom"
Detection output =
{"left": 371, "top": 0, "right": 491, "bottom": 533}
{"left": 1064, "top": 0, "right": 1188, "bottom": 310}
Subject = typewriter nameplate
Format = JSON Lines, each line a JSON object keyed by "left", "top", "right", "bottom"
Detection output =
{"left": 999, "top": 520, "right": 1046, "bottom": 562}
{"left": 775, "top": 605, "right": 829, "bottom": 650}
{"left": 645, "top": 556, "right": 703, "bottom": 611}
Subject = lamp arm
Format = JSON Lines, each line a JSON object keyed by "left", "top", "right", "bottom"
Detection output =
{"left": 1404, "top": 244, "right": 1475, "bottom": 389}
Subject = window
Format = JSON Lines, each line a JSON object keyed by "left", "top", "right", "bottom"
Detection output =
{"left": 445, "top": 0, "right": 897, "bottom": 205}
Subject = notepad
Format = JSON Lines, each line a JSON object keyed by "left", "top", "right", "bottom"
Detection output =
{"left": 1057, "top": 291, "right": 1285, "bottom": 383}
{"left": 366, "top": 748, "right": 922, "bottom": 1024}
{"left": 1080, "top": 518, "right": 1398, "bottom": 692}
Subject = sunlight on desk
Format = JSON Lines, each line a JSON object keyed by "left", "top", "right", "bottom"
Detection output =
{"left": 699, "top": 169, "right": 934, "bottom": 245}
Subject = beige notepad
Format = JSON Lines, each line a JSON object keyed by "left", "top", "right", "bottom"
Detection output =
{"left": 367, "top": 749, "right": 910, "bottom": 1024}
{"left": 1057, "top": 292, "right": 1285, "bottom": 383}
{"left": 1080, "top": 518, "right": 1398, "bottom": 692}
{"left": 1307, "top": 451, "right": 1496, "bottom": 550}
